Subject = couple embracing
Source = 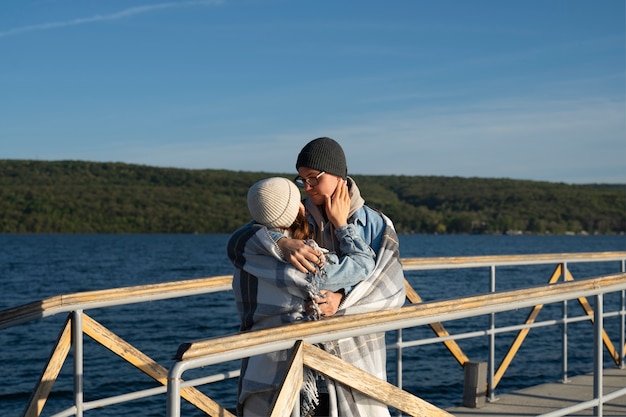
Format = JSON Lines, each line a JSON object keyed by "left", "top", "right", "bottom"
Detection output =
{"left": 227, "top": 137, "right": 406, "bottom": 417}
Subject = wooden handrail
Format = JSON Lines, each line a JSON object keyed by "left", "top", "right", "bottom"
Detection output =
{"left": 300, "top": 342, "right": 453, "bottom": 416}
{"left": 269, "top": 341, "right": 454, "bottom": 416}
{"left": 0, "top": 275, "right": 233, "bottom": 329}
{"left": 167, "top": 273, "right": 625, "bottom": 417}
{"left": 175, "top": 273, "right": 626, "bottom": 360}
{"left": 3, "top": 252, "right": 623, "bottom": 417}
{"left": 400, "top": 251, "right": 626, "bottom": 268}
{"left": 3, "top": 252, "right": 624, "bottom": 330}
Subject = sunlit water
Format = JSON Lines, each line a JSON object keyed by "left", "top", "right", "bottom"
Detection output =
{"left": 1, "top": 234, "right": 624, "bottom": 416}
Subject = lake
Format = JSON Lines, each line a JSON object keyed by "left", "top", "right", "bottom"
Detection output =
{"left": 1, "top": 234, "right": 624, "bottom": 416}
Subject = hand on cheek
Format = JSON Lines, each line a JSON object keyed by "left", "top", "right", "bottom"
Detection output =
{"left": 325, "top": 179, "right": 349, "bottom": 228}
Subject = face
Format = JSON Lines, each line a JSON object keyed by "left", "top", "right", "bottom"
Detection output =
{"left": 297, "top": 167, "right": 342, "bottom": 206}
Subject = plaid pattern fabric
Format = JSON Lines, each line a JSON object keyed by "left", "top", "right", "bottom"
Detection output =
{"left": 322, "top": 213, "right": 406, "bottom": 417}
{"left": 227, "top": 179, "right": 406, "bottom": 416}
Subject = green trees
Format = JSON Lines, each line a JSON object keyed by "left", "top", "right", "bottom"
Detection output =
{"left": 354, "top": 174, "right": 624, "bottom": 235}
{"left": 0, "top": 160, "right": 623, "bottom": 235}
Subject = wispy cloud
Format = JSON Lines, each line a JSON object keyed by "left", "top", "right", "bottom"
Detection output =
{"left": 0, "top": 0, "right": 222, "bottom": 38}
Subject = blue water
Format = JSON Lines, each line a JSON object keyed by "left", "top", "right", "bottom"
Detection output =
{"left": 1, "top": 234, "right": 624, "bottom": 416}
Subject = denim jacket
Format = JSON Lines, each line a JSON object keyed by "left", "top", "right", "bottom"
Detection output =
{"left": 269, "top": 203, "right": 387, "bottom": 293}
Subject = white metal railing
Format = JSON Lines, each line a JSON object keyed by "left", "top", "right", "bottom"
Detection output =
{"left": 398, "top": 252, "right": 626, "bottom": 401}
{"left": 165, "top": 272, "right": 626, "bottom": 417}
{"left": 0, "top": 252, "right": 624, "bottom": 417}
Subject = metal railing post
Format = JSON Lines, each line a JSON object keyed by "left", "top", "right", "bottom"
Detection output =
{"left": 396, "top": 328, "right": 403, "bottom": 417}
{"left": 561, "top": 262, "right": 570, "bottom": 383}
{"left": 72, "top": 310, "right": 84, "bottom": 417}
{"left": 593, "top": 293, "right": 603, "bottom": 417}
{"left": 166, "top": 362, "right": 185, "bottom": 417}
{"left": 619, "top": 259, "right": 626, "bottom": 369}
{"left": 561, "top": 298, "right": 569, "bottom": 383}
{"left": 396, "top": 329, "right": 403, "bottom": 390}
{"left": 488, "top": 265, "right": 497, "bottom": 402}
{"left": 619, "top": 291, "right": 626, "bottom": 369}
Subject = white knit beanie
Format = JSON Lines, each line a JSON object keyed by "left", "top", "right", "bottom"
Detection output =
{"left": 247, "top": 177, "right": 301, "bottom": 229}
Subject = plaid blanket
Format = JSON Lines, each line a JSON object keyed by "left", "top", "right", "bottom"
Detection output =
{"left": 228, "top": 211, "right": 406, "bottom": 416}
{"left": 319, "top": 212, "right": 406, "bottom": 417}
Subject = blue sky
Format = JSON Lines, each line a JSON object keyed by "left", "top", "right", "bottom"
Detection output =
{"left": 1, "top": 0, "right": 624, "bottom": 184}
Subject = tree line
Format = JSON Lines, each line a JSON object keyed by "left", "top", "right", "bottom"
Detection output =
{"left": 0, "top": 160, "right": 623, "bottom": 235}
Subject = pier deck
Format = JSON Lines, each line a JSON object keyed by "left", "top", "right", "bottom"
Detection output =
{"left": 446, "top": 368, "right": 626, "bottom": 416}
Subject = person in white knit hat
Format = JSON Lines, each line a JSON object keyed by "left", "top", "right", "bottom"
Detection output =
{"left": 246, "top": 177, "right": 310, "bottom": 239}
{"left": 227, "top": 176, "right": 376, "bottom": 416}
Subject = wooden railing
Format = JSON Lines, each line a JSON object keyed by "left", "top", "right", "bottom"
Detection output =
{"left": 400, "top": 251, "right": 626, "bottom": 398}
{"left": 0, "top": 252, "right": 624, "bottom": 417}
{"left": 269, "top": 341, "right": 451, "bottom": 417}
{"left": 2, "top": 277, "right": 235, "bottom": 417}
{"left": 168, "top": 273, "right": 626, "bottom": 416}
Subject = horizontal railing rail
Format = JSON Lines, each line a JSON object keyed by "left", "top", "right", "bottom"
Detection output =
{"left": 167, "top": 273, "right": 626, "bottom": 416}
{"left": 403, "top": 252, "right": 626, "bottom": 391}
{"left": 400, "top": 251, "right": 626, "bottom": 270}
{"left": 0, "top": 275, "right": 233, "bottom": 330}
{"left": 0, "top": 251, "right": 624, "bottom": 417}
{"left": 4, "top": 252, "right": 623, "bottom": 331}
{"left": 174, "top": 274, "right": 626, "bottom": 360}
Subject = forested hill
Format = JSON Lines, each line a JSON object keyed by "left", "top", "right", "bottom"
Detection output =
{"left": 1, "top": 160, "right": 624, "bottom": 235}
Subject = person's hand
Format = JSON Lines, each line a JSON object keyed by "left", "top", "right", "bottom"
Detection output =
{"left": 312, "top": 290, "right": 343, "bottom": 317}
{"left": 277, "top": 237, "right": 324, "bottom": 274}
{"left": 324, "top": 179, "right": 349, "bottom": 229}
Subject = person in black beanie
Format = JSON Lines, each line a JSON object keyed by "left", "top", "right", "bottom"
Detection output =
{"left": 296, "top": 136, "right": 348, "bottom": 180}
{"left": 274, "top": 136, "right": 406, "bottom": 417}
{"left": 282, "top": 137, "right": 377, "bottom": 277}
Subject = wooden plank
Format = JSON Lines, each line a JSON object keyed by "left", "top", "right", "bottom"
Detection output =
{"left": 3, "top": 252, "right": 623, "bottom": 330}
{"left": 565, "top": 269, "right": 621, "bottom": 365}
{"left": 177, "top": 274, "right": 626, "bottom": 361}
{"left": 24, "top": 315, "right": 72, "bottom": 417}
{"left": 59, "top": 275, "right": 233, "bottom": 305}
{"left": 0, "top": 297, "right": 66, "bottom": 329}
{"left": 82, "top": 314, "right": 234, "bottom": 417}
{"left": 270, "top": 341, "right": 304, "bottom": 417}
{"left": 404, "top": 279, "right": 423, "bottom": 303}
{"left": 405, "top": 280, "right": 470, "bottom": 366}
{"left": 493, "top": 264, "right": 563, "bottom": 388}
{"left": 0, "top": 276, "right": 234, "bottom": 329}
{"left": 301, "top": 342, "right": 453, "bottom": 416}
{"left": 401, "top": 252, "right": 626, "bottom": 268}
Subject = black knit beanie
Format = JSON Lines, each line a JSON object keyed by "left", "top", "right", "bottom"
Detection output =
{"left": 295, "top": 137, "right": 348, "bottom": 179}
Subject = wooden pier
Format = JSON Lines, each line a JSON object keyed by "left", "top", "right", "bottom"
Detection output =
{"left": 446, "top": 367, "right": 626, "bottom": 416}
